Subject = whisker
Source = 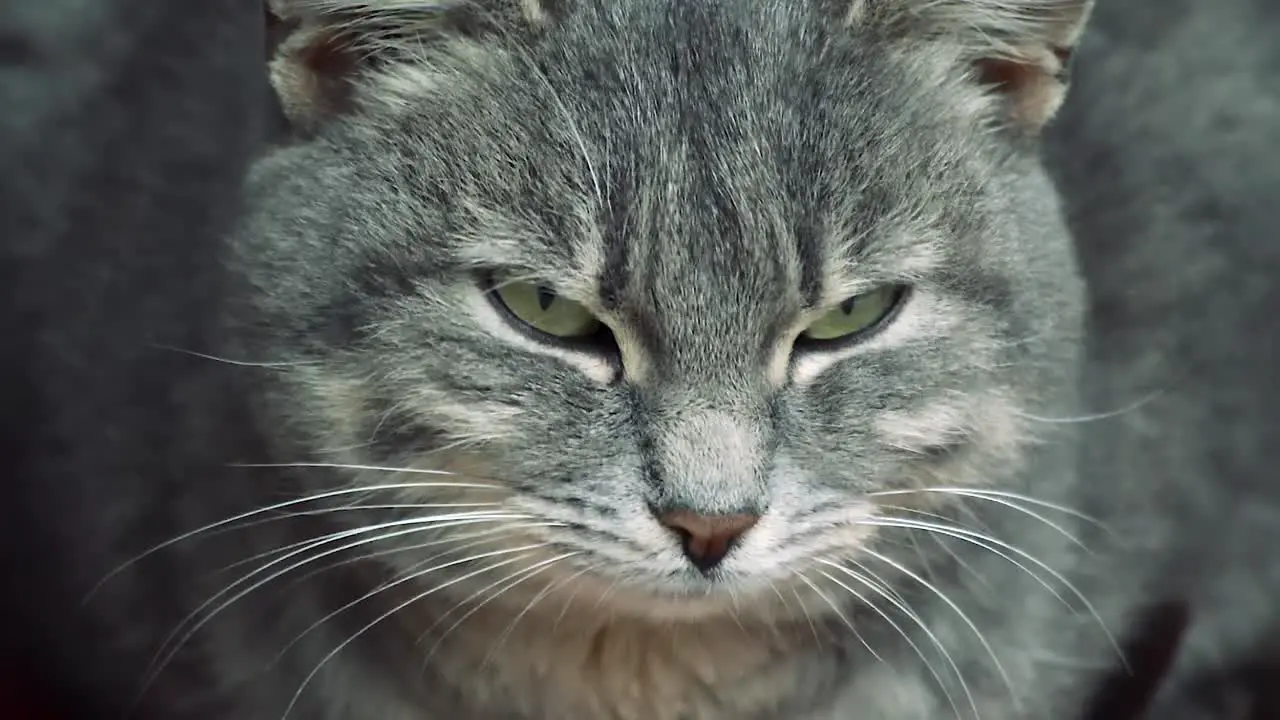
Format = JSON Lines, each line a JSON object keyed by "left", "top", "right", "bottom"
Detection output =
{"left": 272, "top": 532, "right": 561, "bottom": 664}
{"left": 88, "top": 483, "right": 505, "bottom": 601}
{"left": 763, "top": 576, "right": 799, "bottom": 619}
{"left": 923, "top": 493, "right": 1088, "bottom": 550}
{"left": 193, "top": 513, "right": 524, "bottom": 619}
{"left": 281, "top": 546, "right": 553, "bottom": 719}
{"left": 858, "top": 546, "right": 1017, "bottom": 708}
{"left": 588, "top": 576, "right": 621, "bottom": 613}
{"left": 419, "top": 553, "right": 560, "bottom": 648}
{"left": 850, "top": 559, "right": 977, "bottom": 718}
{"left": 508, "top": 28, "right": 602, "bottom": 206}
{"left": 486, "top": 565, "right": 591, "bottom": 665}
{"left": 309, "top": 441, "right": 379, "bottom": 455}
{"left": 834, "top": 553, "right": 913, "bottom": 610}
{"left": 868, "top": 487, "right": 1108, "bottom": 530}
{"left": 816, "top": 563, "right": 969, "bottom": 720}
{"left": 877, "top": 505, "right": 1067, "bottom": 606}
{"left": 1011, "top": 391, "right": 1161, "bottom": 424}
{"left": 137, "top": 514, "right": 529, "bottom": 700}
{"left": 227, "top": 462, "right": 500, "bottom": 478}
{"left": 725, "top": 585, "right": 749, "bottom": 637}
{"left": 864, "top": 515, "right": 1123, "bottom": 664}
{"left": 875, "top": 507, "right": 1003, "bottom": 597}
{"left": 278, "top": 522, "right": 561, "bottom": 598}
{"left": 426, "top": 552, "right": 579, "bottom": 666}
{"left": 151, "top": 344, "right": 315, "bottom": 368}
{"left": 893, "top": 511, "right": 995, "bottom": 596}
{"left": 365, "top": 399, "right": 411, "bottom": 445}
{"left": 551, "top": 565, "right": 595, "bottom": 633}
{"left": 786, "top": 581, "right": 825, "bottom": 649}
{"left": 793, "top": 572, "right": 882, "bottom": 662}
{"left": 219, "top": 504, "right": 508, "bottom": 572}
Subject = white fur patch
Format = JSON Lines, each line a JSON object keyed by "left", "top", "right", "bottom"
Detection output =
{"left": 876, "top": 397, "right": 975, "bottom": 454}
{"left": 875, "top": 391, "right": 1028, "bottom": 469}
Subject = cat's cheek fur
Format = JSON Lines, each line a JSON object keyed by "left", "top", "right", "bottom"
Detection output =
{"left": 876, "top": 393, "right": 1029, "bottom": 471}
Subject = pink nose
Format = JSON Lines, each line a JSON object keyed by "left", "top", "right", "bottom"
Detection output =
{"left": 656, "top": 510, "right": 759, "bottom": 573}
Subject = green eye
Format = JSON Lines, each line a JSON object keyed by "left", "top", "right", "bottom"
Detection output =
{"left": 490, "top": 280, "right": 602, "bottom": 338}
{"left": 801, "top": 285, "right": 904, "bottom": 342}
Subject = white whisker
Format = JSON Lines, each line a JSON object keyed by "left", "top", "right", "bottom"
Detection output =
{"left": 1011, "top": 391, "right": 1161, "bottom": 424}
{"left": 486, "top": 565, "right": 591, "bottom": 665}
{"left": 88, "top": 482, "right": 505, "bottom": 601}
{"left": 281, "top": 546, "right": 554, "bottom": 719}
{"left": 868, "top": 487, "right": 1107, "bottom": 530}
{"left": 551, "top": 565, "right": 595, "bottom": 633}
{"left": 151, "top": 344, "right": 315, "bottom": 368}
{"left": 876, "top": 505, "right": 1069, "bottom": 608}
{"left": 725, "top": 585, "right": 749, "bottom": 637}
{"left": 895, "top": 511, "right": 995, "bottom": 595}
{"left": 219, "top": 504, "right": 509, "bottom": 572}
{"left": 273, "top": 532, "right": 561, "bottom": 664}
{"left": 786, "top": 580, "right": 825, "bottom": 649}
{"left": 513, "top": 41, "right": 601, "bottom": 207}
{"left": 893, "top": 495, "right": 1089, "bottom": 553}
{"left": 864, "top": 515, "right": 1123, "bottom": 665}
{"left": 278, "top": 522, "right": 561, "bottom": 599}
{"left": 793, "top": 572, "right": 882, "bottom": 661}
{"left": 365, "top": 399, "right": 411, "bottom": 445}
{"left": 858, "top": 546, "right": 1016, "bottom": 709}
{"left": 816, "top": 563, "right": 970, "bottom": 720}
{"left": 763, "top": 576, "right": 799, "bottom": 619}
{"left": 137, "top": 513, "right": 529, "bottom": 700}
{"left": 425, "top": 552, "right": 579, "bottom": 666}
{"left": 588, "top": 576, "right": 621, "bottom": 613}
{"left": 227, "top": 462, "right": 498, "bottom": 478}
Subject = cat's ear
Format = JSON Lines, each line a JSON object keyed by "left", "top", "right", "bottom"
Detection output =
{"left": 265, "top": 0, "right": 551, "bottom": 133}
{"left": 848, "top": 0, "right": 1093, "bottom": 131}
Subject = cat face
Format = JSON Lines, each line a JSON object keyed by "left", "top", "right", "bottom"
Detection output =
{"left": 236, "top": 0, "right": 1088, "bottom": 621}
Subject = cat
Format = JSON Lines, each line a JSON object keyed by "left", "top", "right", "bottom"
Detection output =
{"left": 3, "top": 0, "right": 1279, "bottom": 718}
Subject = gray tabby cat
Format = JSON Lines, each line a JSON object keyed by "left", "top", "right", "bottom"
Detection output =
{"left": 12, "top": 0, "right": 1280, "bottom": 718}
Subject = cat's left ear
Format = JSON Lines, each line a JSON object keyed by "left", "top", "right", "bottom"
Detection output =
{"left": 849, "top": 0, "right": 1093, "bottom": 132}
{"left": 265, "top": 0, "right": 553, "bottom": 134}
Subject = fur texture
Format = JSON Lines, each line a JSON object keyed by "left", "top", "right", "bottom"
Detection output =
{"left": 2, "top": 0, "right": 1279, "bottom": 719}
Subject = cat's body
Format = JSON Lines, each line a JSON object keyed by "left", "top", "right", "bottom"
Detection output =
{"left": 2, "top": 0, "right": 1279, "bottom": 719}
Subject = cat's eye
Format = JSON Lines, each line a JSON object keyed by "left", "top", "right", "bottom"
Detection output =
{"left": 488, "top": 279, "right": 603, "bottom": 339}
{"left": 800, "top": 285, "right": 906, "bottom": 343}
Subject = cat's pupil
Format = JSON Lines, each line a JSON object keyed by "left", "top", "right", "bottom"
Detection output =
{"left": 536, "top": 286, "right": 556, "bottom": 311}
{"left": 839, "top": 297, "right": 857, "bottom": 315}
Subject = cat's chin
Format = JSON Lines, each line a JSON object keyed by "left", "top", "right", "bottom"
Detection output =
{"left": 546, "top": 570, "right": 805, "bottom": 624}
{"left": 547, "top": 585, "right": 795, "bottom": 625}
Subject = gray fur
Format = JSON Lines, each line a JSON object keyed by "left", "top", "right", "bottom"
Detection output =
{"left": 4, "top": 0, "right": 1279, "bottom": 718}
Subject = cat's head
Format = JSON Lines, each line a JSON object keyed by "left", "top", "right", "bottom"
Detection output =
{"left": 233, "top": 0, "right": 1089, "bottom": 621}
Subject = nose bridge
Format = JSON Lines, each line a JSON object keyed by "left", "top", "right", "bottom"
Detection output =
{"left": 660, "top": 331, "right": 764, "bottom": 387}
{"left": 638, "top": 208, "right": 793, "bottom": 388}
{"left": 643, "top": 397, "right": 773, "bottom": 516}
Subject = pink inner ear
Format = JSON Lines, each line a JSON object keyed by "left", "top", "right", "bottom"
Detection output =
{"left": 270, "top": 20, "right": 362, "bottom": 130}
{"left": 298, "top": 28, "right": 359, "bottom": 99}
{"left": 972, "top": 45, "right": 1072, "bottom": 130}
{"left": 975, "top": 56, "right": 1034, "bottom": 91}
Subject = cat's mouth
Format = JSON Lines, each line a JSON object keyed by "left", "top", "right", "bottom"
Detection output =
{"left": 495, "top": 555, "right": 802, "bottom": 623}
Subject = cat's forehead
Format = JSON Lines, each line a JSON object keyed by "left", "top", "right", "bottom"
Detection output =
{"left": 391, "top": 0, "right": 982, "bottom": 342}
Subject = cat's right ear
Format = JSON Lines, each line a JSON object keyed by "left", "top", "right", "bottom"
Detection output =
{"left": 847, "top": 0, "right": 1094, "bottom": 132}
{"left": 265, "top": 0, "right": 552, "bottom": 134}
{"left": 266, "top": 0, "right": 367, "bottom": 134}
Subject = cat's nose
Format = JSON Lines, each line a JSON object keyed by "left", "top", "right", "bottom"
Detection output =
{"left": 656, "top": 509, "right": 759, "bottom": 573}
